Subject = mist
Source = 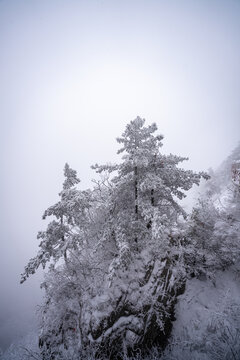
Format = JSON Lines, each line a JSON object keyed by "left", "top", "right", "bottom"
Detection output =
{"left": 0, "top": 0, "right": 240, "bottom": 352}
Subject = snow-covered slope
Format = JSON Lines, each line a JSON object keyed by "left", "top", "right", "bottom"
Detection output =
{"left": 164, "top": 268, "right": 240, "bottom": 360}
{"left": 162, "top": 144, "right": 240, "bottom": 360}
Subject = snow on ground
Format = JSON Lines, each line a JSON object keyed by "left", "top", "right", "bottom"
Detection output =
{"left": 165, "top": 267, "right": 240, "bottom": 360}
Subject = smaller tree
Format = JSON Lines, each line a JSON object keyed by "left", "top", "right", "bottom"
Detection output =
{"left": 185, "top": 151, "right": 240, "bottom": 280}
{"left": 20, "top": 163, "right": 91, "bottom": 283}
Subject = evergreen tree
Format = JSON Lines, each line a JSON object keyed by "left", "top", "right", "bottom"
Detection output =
{"left": 86, "top": 117, "right": 209, "bottom": 356}
{"left": 21, "top": 117, "right": 210, "bottom": 359}
{"left": 21, "top": 163, "right": 90, "bottom": 283}
{"left": 93, "top": 117, "right": 209, "bottom": 270}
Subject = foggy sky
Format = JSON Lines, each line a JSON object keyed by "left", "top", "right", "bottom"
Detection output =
{"left": 0, "top": 0, "right": 240, "bottom": 351}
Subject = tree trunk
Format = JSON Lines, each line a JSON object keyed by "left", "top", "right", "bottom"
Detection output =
{"left": 60, "top": 215, "right": 67, "bottom": 262}
{"left": 134, "top": 166, "right": 138, "bottom": 246}
{"left": 134, "top": 166, "right": 138, "bottom": 219}
{"left": 151, "top": 188, "right": 154, "bottom": 206}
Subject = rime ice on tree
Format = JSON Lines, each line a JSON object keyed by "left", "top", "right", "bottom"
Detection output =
{"left": 21, "top": 117, "right": 210, "bottom": 359}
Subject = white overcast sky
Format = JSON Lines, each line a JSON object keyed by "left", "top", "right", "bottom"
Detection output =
{"left": 0, "top": 0, "right": 240, "bottom": 351}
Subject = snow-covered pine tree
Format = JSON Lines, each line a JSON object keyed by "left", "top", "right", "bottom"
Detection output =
{"left": 20, "top": 163, "right": 92, "bottom": 283}
{"left": 86, "top": 117, "right": 209, "bottom": 357}
{"left": 21, "top": 117, "right": 209, "bottom": 359}
{"left": 21, "top": 163, "right": 115, "bottom": 359}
